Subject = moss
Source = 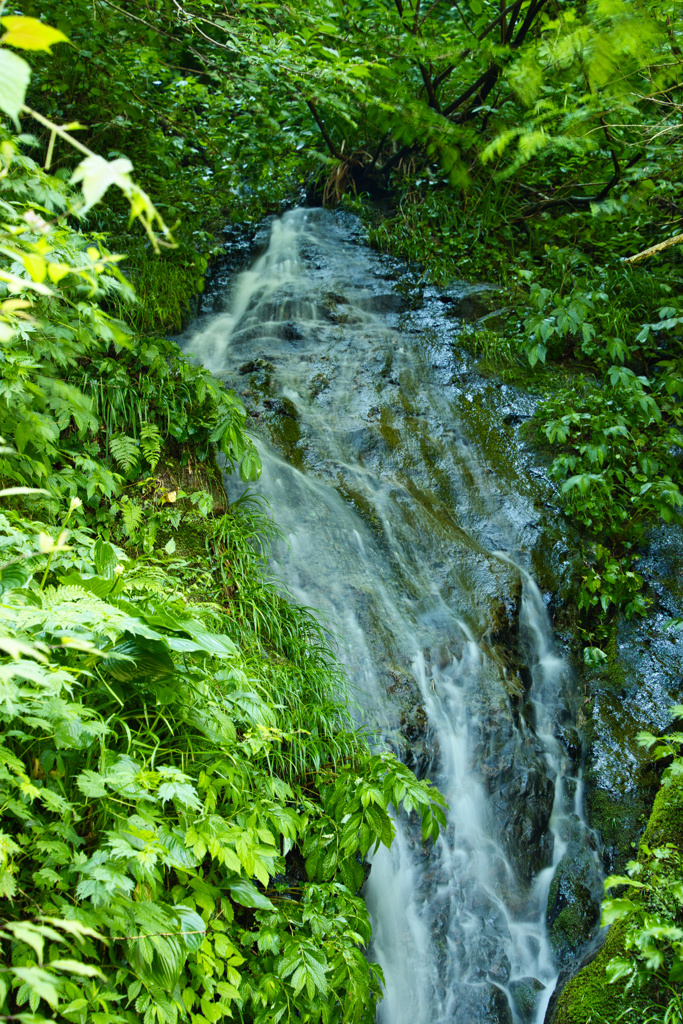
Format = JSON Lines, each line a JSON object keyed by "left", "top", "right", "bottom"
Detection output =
{"left": 641, "top": 771, "right": 683, "bottom": 851}
{"left": 551, "top": 904, "right": 592, "bottom": 954}
{"left": 261, "top": 398, "right": 304, "bottom": 467}
{"left": 378, "top": 407, "right": 401, "bottom": 450}
{"left": 553, "top": 772, "right": 683, "bottom": 1023}
{"left": 552, "top": 920, "right": 649, "bottom": 1024}
{"left": 585, "top": 788, "right": 645, "bottom": 872}
{"left": 154, "top": 442, "right": 229, "bottom": 515}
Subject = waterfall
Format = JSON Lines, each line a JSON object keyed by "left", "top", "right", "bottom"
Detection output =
{"left": 184, "top": 207, "right": 602, "bottom": 1024}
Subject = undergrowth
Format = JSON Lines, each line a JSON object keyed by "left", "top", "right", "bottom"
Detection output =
{"left": 0, "top": 19, "right": 447, "bottom": 1024}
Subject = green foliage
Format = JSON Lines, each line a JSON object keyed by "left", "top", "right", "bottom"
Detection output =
{"left": 0, "top": 132, "right": 260, "bottom": 501}
{"left": 0, "top": 18, "right": 450, "bottom": 1024}
{"left": 600, "top": 716, "right": 683, "bottom": 1022}
{"left": 0, "top": 492, "right": 445, "bottom": 1024}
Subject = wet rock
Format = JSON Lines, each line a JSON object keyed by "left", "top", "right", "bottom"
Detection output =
{"left": 385, "top": 670, "right": 433, "bottom": 777}
{"left": 581, "top": 525, "right": 683, "bottom": 873}
{"left": 554, "top": 723, "right": 582, "bottom": 765}
{"left": 510, "top": 977, "right": 545, "bottom": 1023}
{"left": 452, "top": 982, "right": 513, "bottom": 1024}
{"left": 487, "top": 951, "right": 511, "bottom": 985}
{"left": 355, "top": 292, "right": 406, "bottom": 314}
{"left": 239, "top": 357, "right": 274, "bottom": 375}
{"left": 490, "top": 763, "right": 555, "bottom": 884}
{"left": 546, "top": 829, "right": 601, "bottom": 967}
{"left": 282, "top": 321, "right": 304, "bottom": 342}
{"left": 263, "top": 396, "right": 298, "bottom": 419}
{"left": 261, "top": 397, "right": 304, "bottom": 465}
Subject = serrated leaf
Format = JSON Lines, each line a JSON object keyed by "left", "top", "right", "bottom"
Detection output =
{"left": 75, "top": 769, "right": 108, "bottom": 798}
{"left": 11, "top": 966, "right": 60, "bottom": 1004}
{"left": 71, "top": 154, "right": 134, "bottom": 214}
{"left": 50, "top": 959, "right": 104, "bottom": 978}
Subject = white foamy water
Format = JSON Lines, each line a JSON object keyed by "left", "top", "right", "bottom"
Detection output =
{"left": 185, "top": 208, "right": 602, "bottom": 1024}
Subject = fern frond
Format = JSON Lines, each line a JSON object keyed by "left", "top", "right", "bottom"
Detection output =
{"left": 140, "top": 423, "right": 162, "bottom": 472}
{"left": 121, "top": 499, "right": 143, "bottom": 537}
{"left": 123, "top": 565, "right": 172, "bottom": 595}
{"left": 109, "top": 434, "right": 139, "bottom": 473}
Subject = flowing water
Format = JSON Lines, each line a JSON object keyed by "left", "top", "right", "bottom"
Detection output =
{"left": 184, "top": 208, "right": 602, "bottom": 1024}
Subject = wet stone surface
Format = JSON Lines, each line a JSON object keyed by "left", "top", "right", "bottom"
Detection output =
{"left": 182, "top": 207, "right": 683, "bottom": 1024}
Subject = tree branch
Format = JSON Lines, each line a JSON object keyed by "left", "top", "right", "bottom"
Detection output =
{"left": 441, "top": 0, "right": 544, "bottom": 121}
{"left": 442, "top": 64, "right": 499, "bottom": 118}
{"left": 379, "top": 143, "right": 414, "bottom": 176}
{"left": 433, "top": 63, "right": 456, "bottom": 89}
{"left": 306, "top": 100, "right": 343, "bottom": 160}
{"left": 594, "top": 117, "right": 620, "bottom": 202}
{"left": 624, "top": 232, "right": 683, "bottom": 264}
{"left": 477, "top": 0, "right": 523, "bottom": 43}
{"left": 511, "top": 0, "right": 548, "bottom": 48}
{"left": 418, "top": 62, "right": 442, "bottom": 112}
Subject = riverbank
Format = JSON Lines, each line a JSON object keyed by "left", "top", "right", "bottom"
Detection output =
{"left": 0, "top": 135, "right": 445, "bottom": 1024}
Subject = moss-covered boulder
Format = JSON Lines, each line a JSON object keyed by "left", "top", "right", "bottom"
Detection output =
{"left": 549, "top": 769, "right": 683, "bottom": 1023}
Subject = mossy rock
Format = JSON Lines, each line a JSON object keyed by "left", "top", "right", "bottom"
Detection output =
{"left": 550, "top": 902, "right": 597, "bottom": 964}
{"left": 640, "top": 771, "right": 683, "bottom": 851}
{"left": 550, "top": 772, "right": 683, "bottom": 1023}
{"left": 584, "top": 788, "right": 645, "bottom": 874}
{"left": 510, "top": 977, "right": 544, "bottom": 1023}
{"left": 550, "top": 919, "right": 649, "bottom": 1024}
{"left": 261, "top": 397, "right": 304, "bottom": 466}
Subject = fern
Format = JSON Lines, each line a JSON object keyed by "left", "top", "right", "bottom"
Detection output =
{"left": 109, "top": 434, "right": 139, "bottom": 473}
{"left": 123, "top": 564, "right": 173, "bottom": 595}
{"left": 121, "top": 498, "right": 144, "bottom": 537}
{"left": 140, "top": 422, "right": 162, "bottom": 472}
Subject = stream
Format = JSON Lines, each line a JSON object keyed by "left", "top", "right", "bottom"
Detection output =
{"left": 183, "top": 208, "right": 605, "bottom": 1024}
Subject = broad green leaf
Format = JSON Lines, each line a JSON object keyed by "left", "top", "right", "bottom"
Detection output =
{"left": 175, "top": 906, "right": 206, "bottom": 951}
{"left": 0, "top": 48, "right": 30, "bottom": 123}
{"left": 94, "top": 538, "right": 119, "bottom": 578}
{"left": 228, "top": 877, "right": 273, "bottom": 910}
{"left": 601, "top": 897, "right": 637, "bottom": 925}
{"left": 102, "top": 638, "right": 174, "bottom": 681}
{"left": 167, "top": 631, "right": 237, "bottom": 658}
{"left": 75, "top": 769, "right": 108, "bottom": 798}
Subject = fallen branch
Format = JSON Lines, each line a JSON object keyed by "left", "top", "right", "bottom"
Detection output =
{"left": 624, "top": 232, "right": 683, "bottom": 264}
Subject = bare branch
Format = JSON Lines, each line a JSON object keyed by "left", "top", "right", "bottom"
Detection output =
{"left": 624, "top": 232, "right": 683, "bottom": 264}
{"left": 307, "top": 100, "right": 344, "bottom": 160}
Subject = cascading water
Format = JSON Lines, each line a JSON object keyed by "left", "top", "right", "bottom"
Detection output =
{"left": 184, "top": 208, "right": 603, "bottom": 1024}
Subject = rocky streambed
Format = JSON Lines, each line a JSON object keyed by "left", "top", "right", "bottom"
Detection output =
{"left": 183, "top": 207, "right": 683, "bottom": 1023}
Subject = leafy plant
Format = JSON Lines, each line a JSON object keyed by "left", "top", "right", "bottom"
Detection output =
{"left": 0, "top": 16, "right": 448, "bottom": 1024}
{"left": 601, "top": 712, "right": 683, "bottom": 1022}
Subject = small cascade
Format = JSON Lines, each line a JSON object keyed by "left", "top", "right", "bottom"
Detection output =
{"left": 184, "top": 208, "right": 603, "bottom": 1024}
